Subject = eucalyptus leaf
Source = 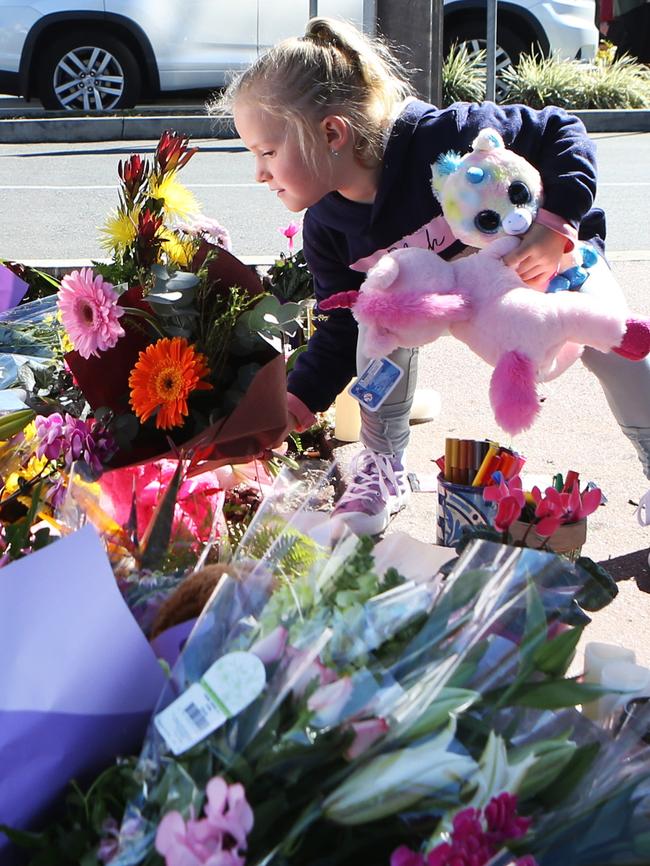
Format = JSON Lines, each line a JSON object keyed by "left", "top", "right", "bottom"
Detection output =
{"left": 163, "top": 324, "right": 193, "bottom": 338}
{"left": 150, "top": 263, "right": 170, "bottom": 280}
{"left": 17, "top": 363, "right": 36, "bottom": 391}
{"left": 148, "top": 289, "right": 195, "bottom": 305}
{"left": 164, "top": 271, "right": 200, "bottom": 290}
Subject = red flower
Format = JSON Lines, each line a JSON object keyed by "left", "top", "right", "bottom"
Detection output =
{"left": 484, "top": 792, "right": 531, "bottom": 842}
{"left": 118, "top": 153, "right": 148, "bottom": 201}
{"left": 494, "top": 496, "right": 523, "bottom": 531}
{"left": 155, "top": 129, "right": 198, "bottom": 175}
{"left": 135, "top": 208, "right": 164, "bottom": 267}
{"left": 483, "top": 474, "right": 524, "bottom": 531}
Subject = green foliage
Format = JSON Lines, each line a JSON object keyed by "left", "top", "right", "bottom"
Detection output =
{"left": 264, "top": 250, "right": 314, "bottom": 303}
{"left": 441, "top": 42, "right": 650, "bottom": 109}
{"left": 442, "top": 42, "right": 487, "bottom": 105}
{"left": 501, "top": 50, "right": 650, "bottom": 109}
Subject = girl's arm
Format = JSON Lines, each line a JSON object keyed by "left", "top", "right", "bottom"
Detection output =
{"left": 287, "top": 214, "right": 362, "bottom": 416}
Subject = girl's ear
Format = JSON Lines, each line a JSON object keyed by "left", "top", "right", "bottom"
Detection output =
{"left": 319, "top": 115, "right": 350, "bottom": 151}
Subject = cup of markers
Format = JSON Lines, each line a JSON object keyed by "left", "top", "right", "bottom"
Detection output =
{"left": 436, "top": 438, "right": 525, "bottom": 547}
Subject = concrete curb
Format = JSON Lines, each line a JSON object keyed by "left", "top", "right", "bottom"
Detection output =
{"left": 1, "top": 110, "right": 650, "bottom": 144}
{"left": 0, "top": 114, "right": 229, "bottom": 144}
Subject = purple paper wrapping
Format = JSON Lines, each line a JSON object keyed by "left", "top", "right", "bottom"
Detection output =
{"left": 0, "top": 265, "right": 29, "bottom": 313}
{"left": 0, "top": 526, "right": 166, "bottom": 859}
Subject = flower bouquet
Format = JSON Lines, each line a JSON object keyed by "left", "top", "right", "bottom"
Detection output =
{"left": 2, "top": 130, "right": 306, "bottom": 474}
{"left": 12, "top": 464, "right": 648, "bottom": 866}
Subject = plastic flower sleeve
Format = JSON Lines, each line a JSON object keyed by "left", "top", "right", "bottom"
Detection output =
{"left": 521, "top": 702, "right": 650, "bottom": 865}
{"left": 109, "top": 512, "right": 617, "bottom": 866}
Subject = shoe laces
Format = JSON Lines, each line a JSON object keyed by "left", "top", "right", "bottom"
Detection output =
{"left": 637, "top": 489, "right": 650, "bottom": 527}
{"left": 337, "top": 449, "right": 403, "bottom": 506}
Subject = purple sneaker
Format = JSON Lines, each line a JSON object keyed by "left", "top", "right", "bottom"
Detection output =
{"left": 331, "top": 449, "right": 410, "bottom": 536}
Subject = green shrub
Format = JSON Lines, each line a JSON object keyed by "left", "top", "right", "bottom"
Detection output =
{"left": 441, "top": 43, "right": 650, "bottom": 109}
{"left": 501, "top": 50, "right": 650, "bottom": 109}
{"left": 442, "top": 42, "right": 487, "bottom": 105}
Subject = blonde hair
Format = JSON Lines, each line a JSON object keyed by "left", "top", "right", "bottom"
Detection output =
{"left": 208, "top": 17, "right": 414, "bottom": 168}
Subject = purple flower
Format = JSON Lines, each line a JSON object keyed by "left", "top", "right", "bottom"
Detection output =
{"left": 35, "top": 413, "right": 116, "bottom": 476}
{"left": 34, "top": 413, "right": 66, "bottom": 461}
{"left": 178, "top": 216, "right": 232, "bottom": 251}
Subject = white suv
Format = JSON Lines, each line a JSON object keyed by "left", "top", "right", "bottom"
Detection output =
{"left": 0, "top": 0, "right": 598, "bottom": 111}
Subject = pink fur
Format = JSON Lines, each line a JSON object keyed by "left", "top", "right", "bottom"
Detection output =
{"left": 351, "top": 244, "right": 650, "bottom": 435}
{"left": 490, "top": 351, "right": 540, "bottom": 435}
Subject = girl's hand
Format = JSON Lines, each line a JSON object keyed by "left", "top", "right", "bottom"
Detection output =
{"left": 502, "top": 223, "right": 568, "bottom": 290}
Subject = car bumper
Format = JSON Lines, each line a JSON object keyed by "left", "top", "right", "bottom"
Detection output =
{"left": 529, "top": 0, "right": 599, "bottom": 59}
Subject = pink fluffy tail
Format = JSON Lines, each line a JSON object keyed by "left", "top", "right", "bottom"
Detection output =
{"left": 612, "top": 318, "right": 650, "bottom": 361}
{"left": 319, "top": 291, "right": 359, "bottom": 311}
{"left": 489, "top": 350, "right": 540, "bottom": 436}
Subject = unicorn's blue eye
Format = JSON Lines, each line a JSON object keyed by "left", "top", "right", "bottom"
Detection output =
{"left": 466, "top": 166, "right": 485, "bottom": 184}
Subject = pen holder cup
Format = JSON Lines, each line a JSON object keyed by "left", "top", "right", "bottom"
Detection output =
{"left": 436, "top": 475, "right": 498, "bottom": 547}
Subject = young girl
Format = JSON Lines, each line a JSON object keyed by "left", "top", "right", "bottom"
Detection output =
{"left": 211, "top": 16, "right": 650, "bottom": 536}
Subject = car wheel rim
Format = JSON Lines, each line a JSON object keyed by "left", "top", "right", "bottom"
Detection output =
{"left": 52, "top": 46, "right": 125, "bottom": 110}
{"left": 459, "top": 38, "right": 513, "bottom": 100}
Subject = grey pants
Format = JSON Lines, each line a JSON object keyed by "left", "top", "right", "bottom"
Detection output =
{"left": 356, "top": 249, "right": 650, "bottom": 479}
{"left": 357, "top": 329, "right": 417, "bottom": 459}
{"left": 580, "top": 250, "right": 650, "bottom": 478}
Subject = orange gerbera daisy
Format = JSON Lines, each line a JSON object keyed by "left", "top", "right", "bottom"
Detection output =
{"left": 129, "top": 337, "right": 212, "bottom": 430}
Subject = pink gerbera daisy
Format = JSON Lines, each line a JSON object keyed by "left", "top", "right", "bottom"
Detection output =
{"left": 58, "top": 268, "right": 125, "bottom": 359}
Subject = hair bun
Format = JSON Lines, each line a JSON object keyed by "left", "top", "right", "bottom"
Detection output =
{"left": 305, "top": 18, "right": 341, "bottom": 48}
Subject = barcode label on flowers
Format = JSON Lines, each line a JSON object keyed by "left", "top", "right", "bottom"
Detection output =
{"left": 154, "top": 651, "right": 266, "bottom": 755}
{"left": 155, "top": 683, "right": 227, "bottom": 755}
{"left": 185, "top": 701, "right": 210, "bottom": 730}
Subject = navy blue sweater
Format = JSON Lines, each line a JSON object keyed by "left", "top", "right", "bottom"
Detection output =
{"left": 287, "top": 99, "right": 600, "bottom": 414}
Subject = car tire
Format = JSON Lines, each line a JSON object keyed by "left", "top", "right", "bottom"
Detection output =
{"left": 37, "top": 30, "right": 141, "bottom": 111}
{"left": 445, "top": 19, "right": 530, "bottom": 99}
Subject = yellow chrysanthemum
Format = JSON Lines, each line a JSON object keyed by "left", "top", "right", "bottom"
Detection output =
{"left": 54, "top": 310, "right": 74, "bottom": 352}
{"left": 160, "top": 228, "right": 195, "bottom": 268}
{"left": 22, "top": 421, "right": 37, "bottom": 443}
{"left": 2, "top": 453, "right": 49, "bottom": 499}
{"left": 149, "top": 173, "right": 198, "bottom": 221}
{"left": 100, "top": 208, "right": 139, "bottom": 252}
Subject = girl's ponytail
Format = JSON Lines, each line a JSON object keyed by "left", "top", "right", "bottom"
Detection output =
{"left": 210, "top": 16, "right": 415, "bottom": 168}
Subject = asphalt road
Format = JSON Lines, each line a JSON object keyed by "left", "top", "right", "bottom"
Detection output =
{"left": 1, "top": 131, "right": 649, "bottom": 262}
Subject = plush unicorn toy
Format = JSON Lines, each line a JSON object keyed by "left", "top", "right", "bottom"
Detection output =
{"left": 321, "top": 129, "right": 650, "bottom": 436}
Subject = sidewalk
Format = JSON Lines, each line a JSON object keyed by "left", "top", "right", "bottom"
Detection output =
{"left": 2, "top": 95, "right": 650, "bottom": 142}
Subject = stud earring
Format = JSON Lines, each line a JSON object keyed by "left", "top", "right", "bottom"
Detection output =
{"left": 330, "top": 149, "right": 340, "bottom": 158}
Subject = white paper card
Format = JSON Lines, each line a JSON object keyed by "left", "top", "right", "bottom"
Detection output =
{"left": 155, "top": 651, "right": 266, "bottom": 755}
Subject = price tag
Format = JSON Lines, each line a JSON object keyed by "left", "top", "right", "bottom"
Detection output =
{"left": 154, "top": 651, "right": 266, "bottom": 755}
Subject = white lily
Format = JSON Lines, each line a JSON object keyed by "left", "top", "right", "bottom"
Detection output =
{"left": 323, "top": 721, "right": 478, "bottom": 825}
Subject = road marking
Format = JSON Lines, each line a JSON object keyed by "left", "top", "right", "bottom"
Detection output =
{"left": 609, "top": 250, "right": 650, "bottom": 261}
{"left": 0, "top": 182, "right": 261, "bottom": 190}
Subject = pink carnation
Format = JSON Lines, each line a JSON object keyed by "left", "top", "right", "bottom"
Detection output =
{"left": 58, "top": 267, "right": 125, "bottom": 358}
